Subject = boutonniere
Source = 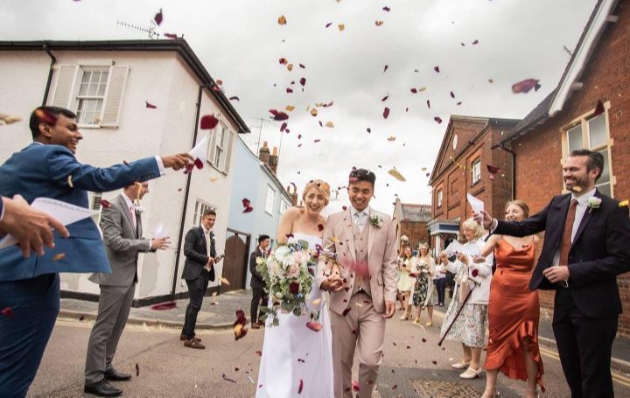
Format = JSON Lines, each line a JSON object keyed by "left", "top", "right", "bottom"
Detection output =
{"left": 134, "top": 205, "right": 145, "bottom": 214}
{"left": 587, "top": 197, "right": 602, "bottom": 213}
{"left": 210, "top": 234, "right": 216, "bottom": 244}
{"left": 369, "top": 214, "right": 383, "bottom": 228}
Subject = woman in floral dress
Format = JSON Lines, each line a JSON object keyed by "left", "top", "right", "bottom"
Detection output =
{"left": 438, "top": 218, "right": 493, "bottom": 380}
{"left": 397, "top": 246, "right": 414, "bottom": 320}
{"left": 410, "top": 243, "right": 435, "bottom": 326}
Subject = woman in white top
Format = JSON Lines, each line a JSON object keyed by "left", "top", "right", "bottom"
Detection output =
{"left": 396, "top": 246, "right": 415, "bottom": 320}
{"left": 438, "top": 218, "right": 493, "bottom": 380}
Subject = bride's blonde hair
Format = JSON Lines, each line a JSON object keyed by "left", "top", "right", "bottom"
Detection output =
{"left": 302, "top": 179, "right": 331, "bottom": 206}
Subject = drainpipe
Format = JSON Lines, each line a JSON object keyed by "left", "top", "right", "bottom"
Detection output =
{"left": 170, "top": 83, "right": 211, "bottom": 299}
{"left": 42, "top": 43, "right": 56, "bottom": 106}
{"left": 497, "top": 144, "right": 516, "bottom": 200}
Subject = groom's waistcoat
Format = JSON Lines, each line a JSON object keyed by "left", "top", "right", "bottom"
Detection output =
{"left": 352, "top": 221, "right": 372, "bottom": 297}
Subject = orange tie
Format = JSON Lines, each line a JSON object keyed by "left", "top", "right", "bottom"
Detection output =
{"left": 559, "top": 199, "right": 578, "bottom": 266}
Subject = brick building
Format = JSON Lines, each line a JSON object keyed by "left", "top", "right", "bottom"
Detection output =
{"left": 495, "top": 0, "right": 630, "bottom": 333}
{"left": 428, "top": 116, "right": 519, "bottom": 254}
{"left": 392, "top": 199, "right": 431, "bottom": 253}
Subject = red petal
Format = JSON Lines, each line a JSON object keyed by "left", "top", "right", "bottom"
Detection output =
{"left": 432, "top": 360, "right": 438, "bottom": 365}
{"left": 434, "top": 66, "right": 440, "bottom": 73}
{"left": 450, "top": 91, "right": 455, "bottom": 98}
{"left": 163, "top": 33, "right": 178, "bottom": 40}
{"left": 434, "top": 116, "right": 443, "bottom": 124}
{"left": 325, "top": 22, "right": 332, "bottom": 28}
{"left": 314, "top": 139, "right": 321, "bottom": 143}
{"left": 457, "top": 101, "right": 463, "bottom": 105}
{"left": 299, "top": 77, "right": 306, "bottom": 86}
{"left": 366, "top": 128, "right": 371, "bottom": 133}
{"left": 145, "top": 101, "right": 157, "bottom": 109}
{"left": 298, "top": 379, "right": 304, "bottom": 394}
{"left": 1, "top": 307, "right": 14, "bottom": 318}
{"left": 342, "top": 206, "right": 348, "bottom": 211}
{"left": 150, "top": 302, "right": 177, "bottom": 310}
{"left": 222, "top": 374, "right": 237, "bottom": 383}
{"left": 352, "top": 380, "right": 360, "bottom": 392}
{"left": 228, "top": 96, "right": 240, "bottom": 101}
{"left": 286, "top": 87, "right": 293, "bottom": 93}
{"left": 255, "top": 350, "right": 262, "bottom": 357}
{"left": 135, "top": 363, "right": 140, "bottom": 377}
{"left": 410, "top": 88, "right": 418, "bottom": 94}
{"left": 200, "top": 115, "right": 219, "bottom": 130}
{"left": 383, "top": 65, "right": 389, "bottom": 73}
{"left": 269, "top": 109, "right": 289, "bottom": 121}
{"left": 297, "top": 134, "right": 302, "bottom": 139}
{"left": 490, "top": 174, "right": 496, "bottom": 181}
{"left": 381, "top": 95, "right": 389, "bottom": 102}
{"left": 35, "top": 108, "right": 58, "bottom": 126}
{"left": 512, "top": 78, "right": 541, "bottom": 94}
{"left": 487, "top": 164, "right": 501, "bottom": 174}
{"left": 383, "top": 107, "right": 390, "bottom": 119}
{"left": 299, "top": 63, "right": 306, "bottom": 69}
{"left": 427, "top": 100, "right": 431, "bottom": 109}
{"left": 242, "top": 198, "right": 251, "bottom": 207}
{"left": 154, "top": 9, "right": 163, "bottom": 26}
{"left": 472, "top": 39, "right": 479, "bottom": 45}
{"left": 243, "top": 206, "right": 254, "bottom": 213}
{"left": 279, "top": 57, "right": 288, "bottom": 65}
{"left": 99, "top": 199, "right": 112, "bottom": 209}
{"left": 342, "top": 308, "right": 351, "bottom": 317}
{"left": 194, "top": 158, "right": 203, "bottom": 169}
{"left": 318, "top": 224, "right": 324, "bottom": 231}
{"left": 594, "top": 100, "right": 605, "bottom": 116}
{"left": 392, "top": 384, "right": 398, "bottom": 390}
{"left": 383, "top": 6, "right": 391, "bottom": 11}
{"left": 280, "top": 122, "right": 288, "bottom": 132}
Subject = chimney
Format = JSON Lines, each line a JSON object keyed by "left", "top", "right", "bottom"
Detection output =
{"left": 259, "top": 141, "right": 270, "bottom": 164}
{"left": 286, "top": 184, "right": 298, "bottom": 205}
{"left": 268, "top": 147, "right": 279, "bottom": 174}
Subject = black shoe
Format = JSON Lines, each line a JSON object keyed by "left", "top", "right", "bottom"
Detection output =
{"left": 104, "top": 368, "right": 132, "bottom": 381}
{"left": 84, "top": 379, "right": 123, "bottom": 397}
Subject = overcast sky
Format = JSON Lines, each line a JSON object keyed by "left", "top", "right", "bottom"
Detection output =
{"left": 0, "top": 0, "right": 597, "bottom": 214}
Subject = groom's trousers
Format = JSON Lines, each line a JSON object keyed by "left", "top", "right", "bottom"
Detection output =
{"left": 330, "top": 292, "right": 386, "bottom": 398}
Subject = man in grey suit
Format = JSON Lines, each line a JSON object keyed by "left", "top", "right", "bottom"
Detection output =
{"left": 84, "top": 182, "right": 169, "bottom": 397}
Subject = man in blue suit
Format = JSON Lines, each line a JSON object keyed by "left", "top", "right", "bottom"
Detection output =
{"left": 476, "top": 149, "right": 630, "bottom": 397}
{"left": 0, "top": 106, "right": 191, "bottom": 397}
{"left": 0, "top": 195, "right": 69, "bottom": 257}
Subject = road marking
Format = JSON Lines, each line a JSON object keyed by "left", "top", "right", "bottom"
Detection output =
{"left": 539, "top": 347, "right": 630, "bottom": 388}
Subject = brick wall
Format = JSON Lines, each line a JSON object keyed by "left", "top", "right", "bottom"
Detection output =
{"left": 401, "top": 221, "right": 430, "bottom": 249}
{"left": 508, "top": 2, "right": 630, "bottom": 334}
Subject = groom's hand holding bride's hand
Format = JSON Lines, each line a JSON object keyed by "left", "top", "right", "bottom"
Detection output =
{"left": 320, "top": 275, "right": 344, "bottom": 292}
{"left": 383, "top": 301, "right": 396, "bottom": 319}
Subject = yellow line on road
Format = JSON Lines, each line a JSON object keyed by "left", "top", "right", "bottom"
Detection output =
{"left": 539, "top": 347, "right": 630, "bottom": 388}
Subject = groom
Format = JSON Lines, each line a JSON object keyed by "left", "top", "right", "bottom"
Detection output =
{"left": 318, "top": 168, "right": 397, "bottom": 398}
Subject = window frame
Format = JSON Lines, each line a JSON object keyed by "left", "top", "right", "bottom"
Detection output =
{"left": 89, "top": 192, "right": 104, "bottom": 225}
{"left": 265, "top": 185, "right": 276, "bottom": 215}
{"left": 75, "top": 68, "right": 110, "bottom": 127}
{"left": 437, "top": 190, "right": 443, "bottom": 208}
{"left": 193, "top": 199, "right": 217, "bottom": 227}
{"left": 208, "top": 120, "right": 234, "bottom": 174}
{"left": 471, "top": 158, "right": 481, "bottom": 185}
{"left": 561, "top": 102, "right": 614, "bottom": 197}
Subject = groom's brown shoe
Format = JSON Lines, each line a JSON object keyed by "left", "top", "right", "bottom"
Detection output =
{"left": 179, "top": 334, "right": 201, "bottom": 342}
{"left": 184, "top": 339, "right": 205, "bottom": 349}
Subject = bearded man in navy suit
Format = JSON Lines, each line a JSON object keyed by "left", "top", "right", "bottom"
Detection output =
{"left": 0, "top": 106, "right": 191, "bottom": 397}
{"left": 475, "top": 149, "right": 630, "bottom": 398}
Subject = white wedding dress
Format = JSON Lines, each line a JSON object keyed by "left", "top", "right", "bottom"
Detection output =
{"left": 256, "top": 233, "right": 334, "bottom": 397}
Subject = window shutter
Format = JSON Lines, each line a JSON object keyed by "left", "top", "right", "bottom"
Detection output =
{"left": 208, "top": 128, "right": 218, "bottom": 166}
{"left": 223, "top": 130, "right": 235, "bottom": 173}
{"left": 101, "top": 66, "right": 129, "bottom": 127}
{"left": 50, "top": 65, "right": 78, "bottom": 108}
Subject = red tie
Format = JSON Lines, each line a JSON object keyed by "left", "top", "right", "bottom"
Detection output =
{"left": 559, "top": 199, "right": 578, "bottom": 266}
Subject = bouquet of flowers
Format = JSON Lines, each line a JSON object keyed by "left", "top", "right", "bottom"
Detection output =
{"left": 256, "top": 240, "right": 316, "bottom": 327}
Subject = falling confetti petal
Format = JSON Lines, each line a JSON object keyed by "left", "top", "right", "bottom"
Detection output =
{"left": 299, "top": 77, "right": 306, "bottom": 86}
{"left": 154, "top": 9, "right": 163, "bottom": 26}
{"left": 135, "top": 363, "right": 140, "bottom": 377}
{"left": 472, "top": 39, "right": 479, "bottom": 45}
{"left": 163, "top": 33, "right": 179, "bottom": 40}
{"left": 99, "top": 199, "right": 112, "bottom": 209}
{"left": 277, "top": 15, "right": 287, "bottom": 25}
{"left": 434, "top": 66, "right": 440, "bottom": 73}
{"left": 310, "top": 108, "right": 318, "bottom": 117}
{"left": 512, "top": 78, "right": 541, "bottom": 94}
{"left": 286, "top": 105, "right": 295, "bottom": 112}
{"left": 383, "top": 6, "right": 391, "bottom": 11}
{"left": 269, "top": 109, "right": 289, "bottom": 121}
{"left": 325, "top": 121, "right": 334, "bottom": 128}
{"left": 279, "top": 57, "right": 288, "bottom": 65}
{"left": 306, "top": 321, "right": 323, "bottom": 332}
{"left": 145, "top": 101, "right": 157, "bottom": 109}
{"left": 383, "top": 107, "right": 390, "bottom": 119}
{"left": 619, "top": 200, "right": 628, "bottom": 207}
{"left": 593, "top": 100, "right": 605, "bottom": 116}
{"left": 233, "top": 309, "right": 248, "bottom": 340}
{"left": 242, "top": 198, "right": 253, "bottom": 213}
{"left": 338, "top": 24, "right": 345, "bottom": 31}
{"left": 434, "top": 116, "right": 443, "bottom": 124}
{"left": 222, "top": 374, "right": 237, "bottom": 383}
{"left": 200, "top": 115, "right": 219, "bottom": 130}
{"left": 1, "top": 307, "right": 14, "bottom": 318}
{"left": 450, "top": 91, "right": 455, "bottom": 98}
{"left": 298, "top": 379, "right": 304, "bottom": 394}
{"left": 150, "top": 302, "right": 176, "bottom": 310}
{"left": 387, "top": 136, "right": 396, "bottom": 141}
{"left": 383, "top": 65, "right": 389, "bottom": 73}
{"left": 375, "top": 21, "right": 384, "bottom": 26}
{"left": 325, "top": 22, "right": 332, "bottom": 28}
{"left": 287, "top": 64, "right": 294, "bottom": 71}
{"left": 52, "top": 253, "right": 66, "bottom": 262}
{"left": 388, "top": 169, "right": 406, "bottom": 181}
{"left": 487, "top": 165, "right": 501, "bottom": 174}
{"left": 228, "top": 96, "right": 240, "bottom": 101}
{"left": 427, "top": 100, "right": 431, "bottom": 109}
{"left": 366, "top": 128, "right": 371, "bottom": 133}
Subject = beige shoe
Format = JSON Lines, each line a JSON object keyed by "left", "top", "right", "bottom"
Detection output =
{"left": 426, "top": 320, "right": 433, "bottom": 327}
{"left": 399, "top": 313, "right": 410, "bottom": 320}
{"left": 451, "top": 360, "right": 471, "bottom": 370}
{"left": 459, "top": 366, "right": 481, "bottom": 379}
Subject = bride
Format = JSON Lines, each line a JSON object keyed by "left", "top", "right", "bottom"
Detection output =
{"left": 256, "top": 180, "right": 337, "bottom": 397}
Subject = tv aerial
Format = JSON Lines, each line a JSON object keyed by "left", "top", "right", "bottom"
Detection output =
{"left": 116, "top": 19, "right": 160, "bottom": 39}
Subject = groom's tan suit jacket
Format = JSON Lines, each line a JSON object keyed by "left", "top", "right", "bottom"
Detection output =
{"left": 317, "top": 207, "right": 398, "bottom": 314}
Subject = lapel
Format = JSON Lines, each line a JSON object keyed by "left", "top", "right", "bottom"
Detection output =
{"left": 571, "top": 189, "right": 600, "bottom": 249}
{"left": 367, "top": 207, "right": 376, "bottom": 258}
{"left": 118, "top": 195, "right": 137, "bottom": 238}
{"left": 343, "top": 208, "right": 357, "bottom": 262}
{"left": 550, "top": 194, "right": 572, "bottom": 244}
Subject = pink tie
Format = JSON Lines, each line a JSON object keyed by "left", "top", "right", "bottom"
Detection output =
{"left": 129, "top": 205, "right": 137, "bottom": 229}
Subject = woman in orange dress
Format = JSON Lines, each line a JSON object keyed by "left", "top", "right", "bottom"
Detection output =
{"left": 480, "top": 200, "right": 544, "bottom": 398}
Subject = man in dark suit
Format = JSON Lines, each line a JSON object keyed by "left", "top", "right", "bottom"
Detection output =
{"left": 0, "top": 106, "right": 191, "bottom": 397}
{"left": 0, "top": 195, "right": 68, "bottom": 257}
{"left": 475, "top": 149, "right": 630, "bottom": 397}
{"left": 250, "top": 234, "right": 270, "bottom": 329}
{"left": 83, "top": 182, "right": 170, "bottom": 397}
{"left": 181, "top": 209, "right": 222, "bottom": 349}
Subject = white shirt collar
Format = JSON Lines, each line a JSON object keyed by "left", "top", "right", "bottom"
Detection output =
{"left": 571, "top": 188, "right": 597, "bottom": 207}
{"left": 202, "top": 225, "right": 212, "bottom": 235}
{"left": 121, "top": 192, "right": 135, "bottom": 210}
{"left": 350, "top": 206, "right": 370, "bottom": 218}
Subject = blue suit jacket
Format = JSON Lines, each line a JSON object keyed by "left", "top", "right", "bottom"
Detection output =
{"left": 0, "top": 143, "right": 161, "bottom": 281}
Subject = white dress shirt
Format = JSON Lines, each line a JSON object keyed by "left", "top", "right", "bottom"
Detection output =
{"left": 350, "top": 206, "right": 369, "bottom": 232}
